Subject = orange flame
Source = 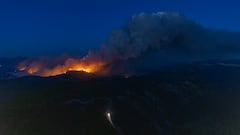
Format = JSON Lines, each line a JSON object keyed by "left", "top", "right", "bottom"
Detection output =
{"left": 18, "top": 53, "right": 107, "bottom": 77}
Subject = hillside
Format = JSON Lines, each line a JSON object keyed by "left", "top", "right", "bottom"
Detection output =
{"left": 1, "top": 60, "right": 240, "bottom": 135}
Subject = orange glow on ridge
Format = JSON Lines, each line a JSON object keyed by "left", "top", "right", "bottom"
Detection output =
{"left": 18, "top": 55, "right": 107, "bottom": 77}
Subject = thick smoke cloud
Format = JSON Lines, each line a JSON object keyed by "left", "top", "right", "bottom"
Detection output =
{"left": 100, "top": 12, "right": 240, "bottom": 60}
{"left": 18, "top": 12, "right": 240, "bottom": 76}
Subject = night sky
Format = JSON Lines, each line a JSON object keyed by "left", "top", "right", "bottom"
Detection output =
{"left": 0, "top": 0, "right": 239, "bottom": 57}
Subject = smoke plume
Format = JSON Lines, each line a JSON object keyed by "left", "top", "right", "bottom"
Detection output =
{"left": 18, "top": 12, "right": 240, "bottom": 77}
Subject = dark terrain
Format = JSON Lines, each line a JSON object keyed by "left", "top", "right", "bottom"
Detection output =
{"left": 1, "top": 59, "right": 240, "bottom": 135}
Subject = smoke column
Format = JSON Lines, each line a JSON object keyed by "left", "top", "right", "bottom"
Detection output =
{"left": 18, "top": 12, "right": 240, "bottom": 77}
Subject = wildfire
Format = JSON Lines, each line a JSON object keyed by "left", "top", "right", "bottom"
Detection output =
{"left": 18, "top": 55, "right": 107, "bottom": 77}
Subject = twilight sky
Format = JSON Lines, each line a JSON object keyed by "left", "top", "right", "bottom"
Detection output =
{"left": 0, "top": 0, "right": 239, "bottom": 57}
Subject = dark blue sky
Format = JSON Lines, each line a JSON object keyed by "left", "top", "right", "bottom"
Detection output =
{"left": 0, "top": 0, "right": 239, "bottom": 57}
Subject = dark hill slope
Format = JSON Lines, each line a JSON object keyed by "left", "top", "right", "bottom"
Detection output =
{"left": 1, "top": 60, "right": 240, "bottom": 135}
